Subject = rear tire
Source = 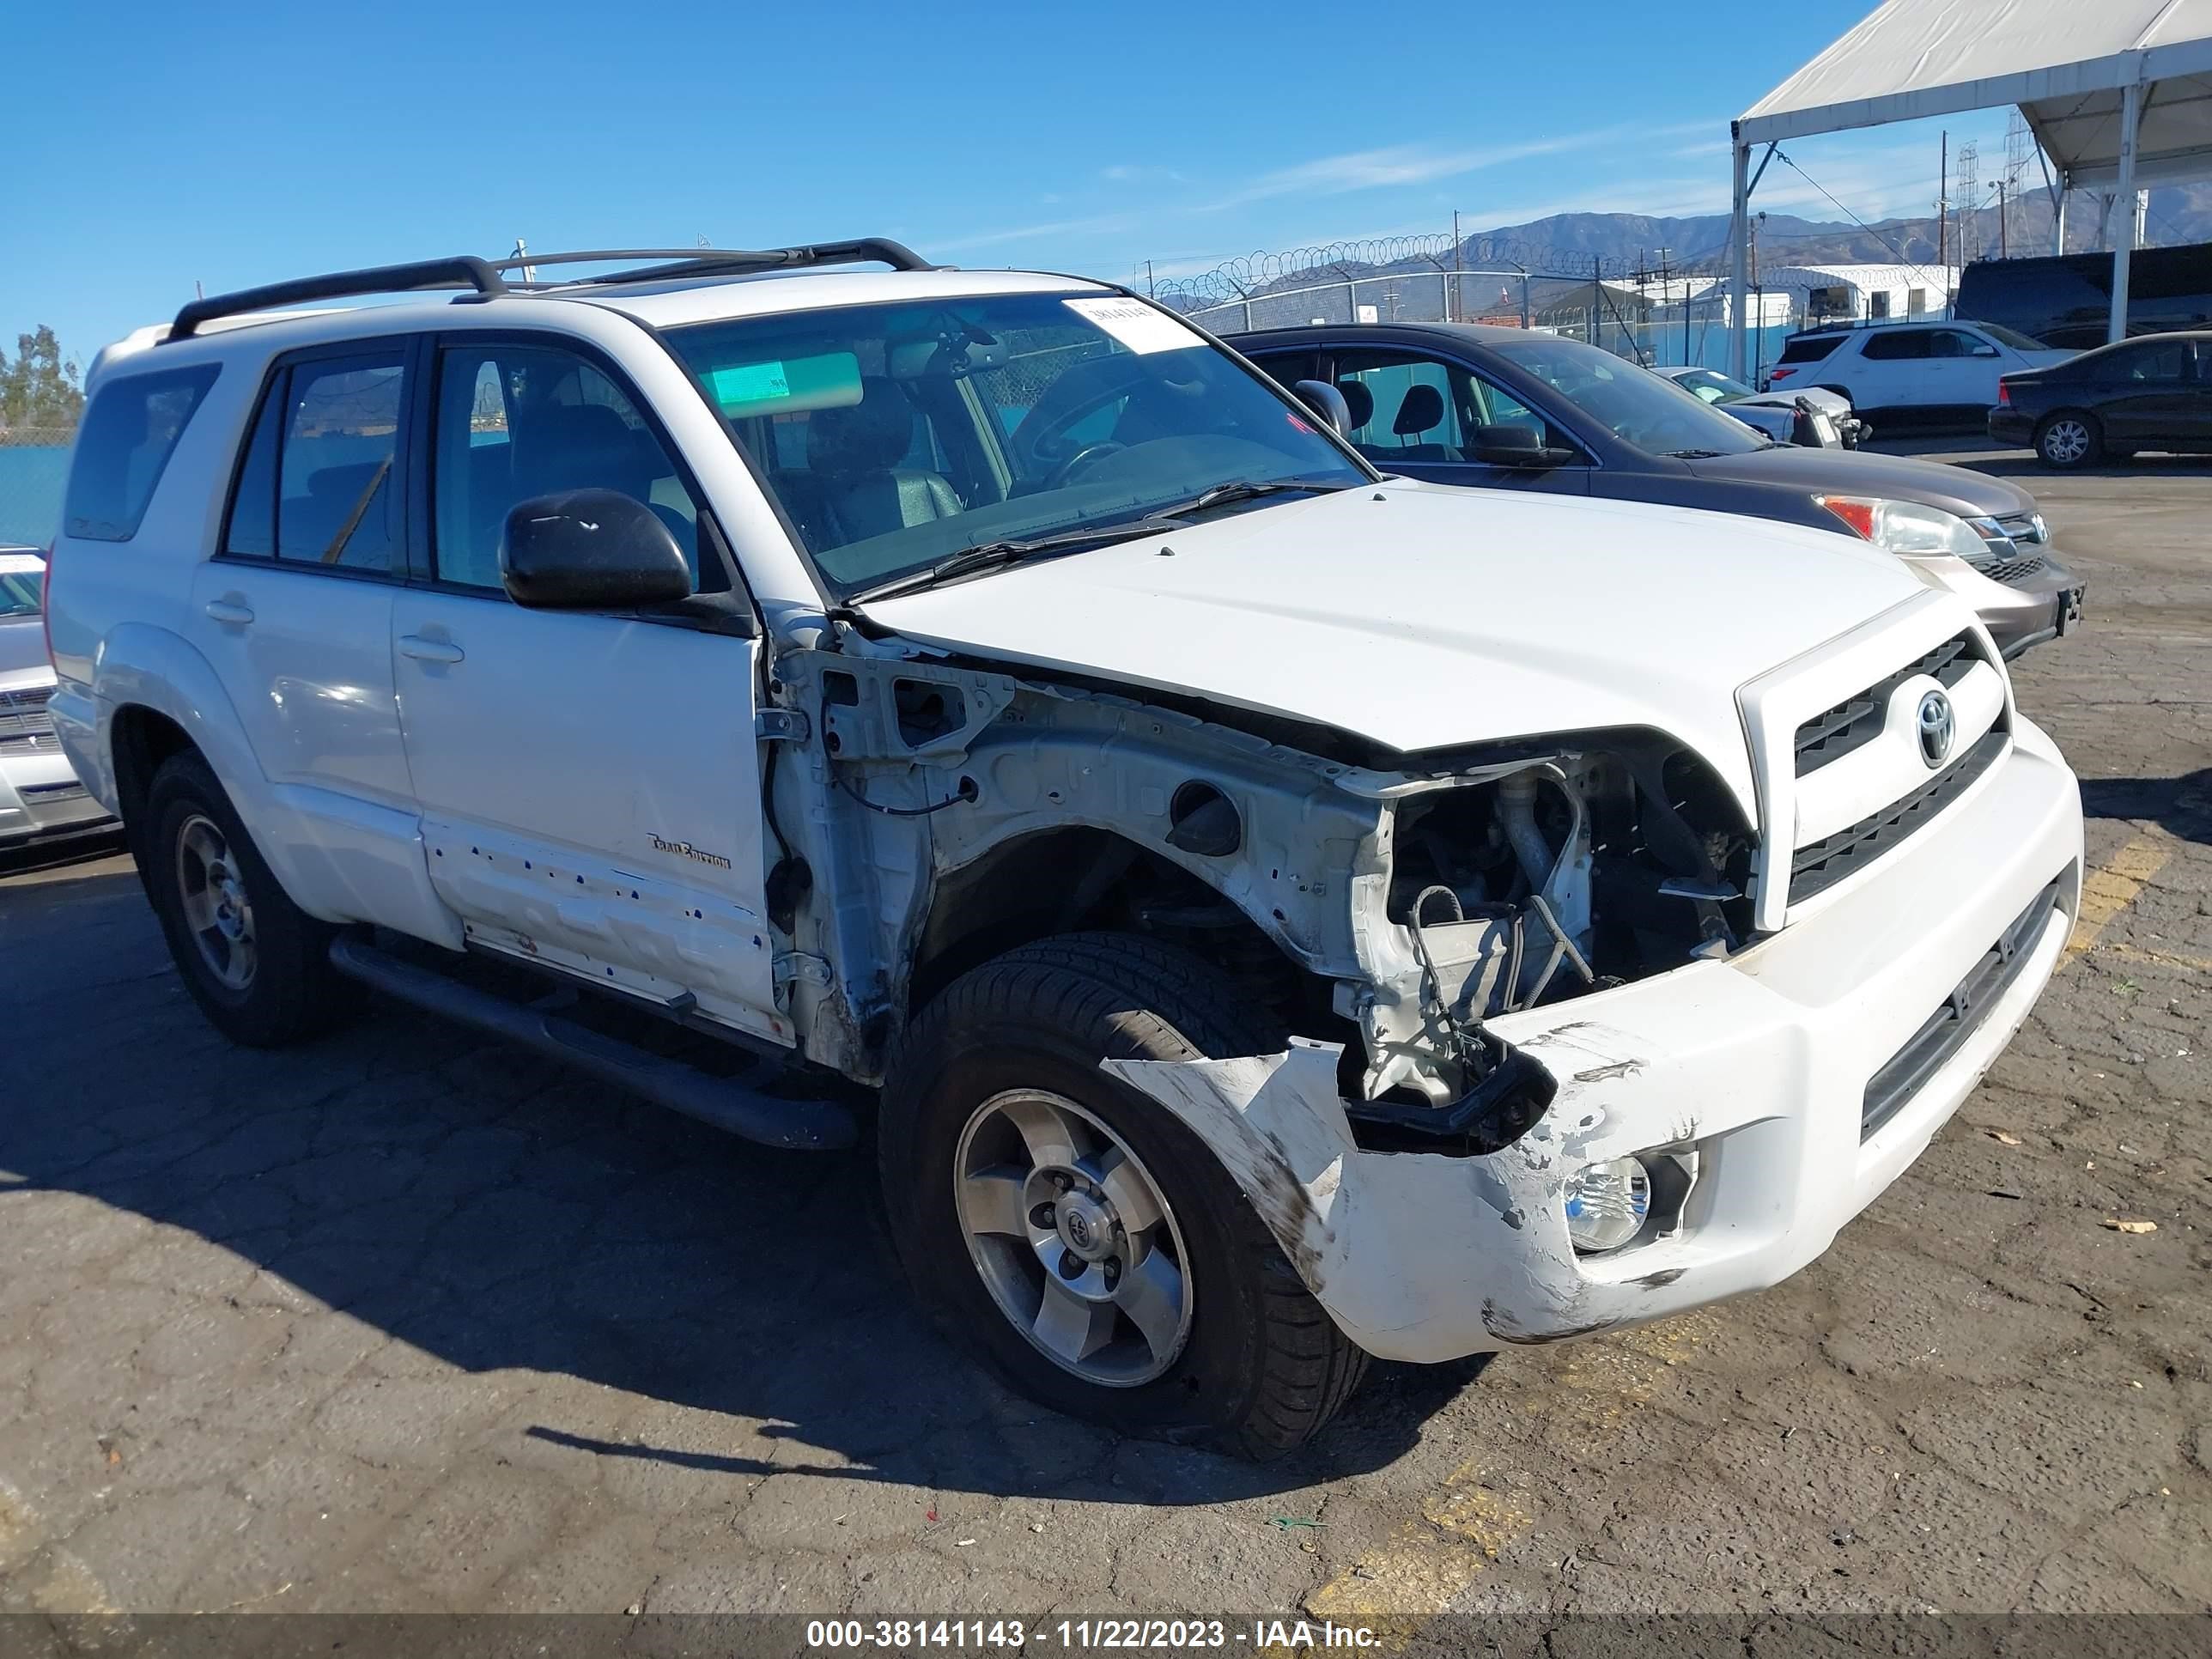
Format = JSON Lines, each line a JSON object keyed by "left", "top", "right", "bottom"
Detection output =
{"left": 879, "top": 933, "right": 1367, "bottom": 1459}
{"left": 2035, "top": 411, "right": 2102, "bottom": 469}
{"left": 143, "top": 751, "right": 351, "bottom": 1047}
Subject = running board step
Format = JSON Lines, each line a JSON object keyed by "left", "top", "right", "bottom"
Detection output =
{"left": 328, "top": 935, "right": 856, "bottom": 1152}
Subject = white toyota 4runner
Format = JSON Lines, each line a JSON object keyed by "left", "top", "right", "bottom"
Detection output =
{"left": 48, "top": 243, "right": 2083, "bottom": 1457}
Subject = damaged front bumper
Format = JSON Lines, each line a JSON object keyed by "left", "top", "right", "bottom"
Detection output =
{"left": 1108, "top": 720, "right": 2083, "bottom": 1364}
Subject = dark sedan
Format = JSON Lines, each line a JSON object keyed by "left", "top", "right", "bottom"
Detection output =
{"left": 1228, "top": 321, "right": 2084, "bottom": 659}
{"left": 1989, "top": 331, "right": 2212, "bottom": 468}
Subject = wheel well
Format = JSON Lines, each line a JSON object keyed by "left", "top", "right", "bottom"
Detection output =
{"left": 110, "top": 705, "right": 196, "bottom": 839}
{"left": 906, "top": 827, "right": 1327, "bottom": 1030}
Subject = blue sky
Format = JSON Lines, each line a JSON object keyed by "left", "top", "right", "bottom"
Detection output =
{"left": 8, "top": 1, "right": 2023, "bottom": 368}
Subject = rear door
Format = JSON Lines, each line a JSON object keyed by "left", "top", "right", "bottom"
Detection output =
{"left": 188, "top": 342, "right": 422, "bottom": 911}
{"left": 1851, "top": 329, "right": 1930, "bottom": 410}
{"left": 2090, "top": 337, "right": 2195, "bottom": 444}
{"left": 389, "top": 333, "right": 781, "bottom": 1042}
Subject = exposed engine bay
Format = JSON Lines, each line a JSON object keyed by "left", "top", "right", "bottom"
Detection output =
{"left": 768, "top": 643, "right": 1759, "bottom": 1157}
{"left": 1382, "top": 748, "right": 1755, "bottom": 1057}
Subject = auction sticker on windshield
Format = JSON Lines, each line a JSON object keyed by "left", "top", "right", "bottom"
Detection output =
{"left": 1065, "top": 296, "right": 1204, "bottom": 355}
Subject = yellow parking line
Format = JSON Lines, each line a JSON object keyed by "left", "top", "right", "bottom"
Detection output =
{"left": 1302, "top": 1315, "right": 1714, "bottom": 1646}
{"left": 2064, "top": 833, "right": 2172, "bottom": 963}
{"left": 2093, "top": 939, "right": 2212, "bottom": 975}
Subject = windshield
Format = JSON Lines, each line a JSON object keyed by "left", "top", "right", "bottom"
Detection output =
{"left": 1975, "top": 320, "right": 2052, "bottom": 351}
{"left": 1490, "top": 337, "right": 1768, "bottom": 456}
{"left": 0, "top": 569, "right": 40, "bottom": 619}
{"left": 1671, "top": 368, "right": 1755, "bottom": 404}
{"left": 665, "top": 291, "right": 1368, "bottom": 597}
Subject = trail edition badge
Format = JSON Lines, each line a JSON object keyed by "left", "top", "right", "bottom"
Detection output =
{"left": 649, "top": 834, "right": 732, "bottom": 870}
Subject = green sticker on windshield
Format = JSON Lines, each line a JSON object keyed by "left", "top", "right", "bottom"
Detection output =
{"left": 704, "top": 351, "right": 863, "bottom": 418}
{"left": 709, "top": 362, "right": 791, "bottom": 407}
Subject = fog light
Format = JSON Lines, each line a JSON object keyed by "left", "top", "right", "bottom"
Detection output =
{"left": 1564, "top": 1156, "right": 1651, "bottom": 1254}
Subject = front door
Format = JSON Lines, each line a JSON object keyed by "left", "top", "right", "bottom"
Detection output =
{"left": 390, "top": 336, "right": 781, "bottom": 1042}
{"left": 1325, "top": 345, "right": 1591, "bottom": 494}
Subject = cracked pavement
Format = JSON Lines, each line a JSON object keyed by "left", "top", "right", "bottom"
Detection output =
{"left": 1, "top": 451, "right": 2207, "bottom": 1622}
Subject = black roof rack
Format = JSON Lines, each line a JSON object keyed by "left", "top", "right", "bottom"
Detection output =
{"left": 167, "top": 256, "right": 506, "bottom": 343}
{"left": 493, "top": 238, "right": 939, "bottom": 289}
{"left": 162, "top": 240, "right": 939, "bottom": 343}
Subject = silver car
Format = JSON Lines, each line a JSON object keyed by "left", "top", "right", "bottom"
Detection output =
{"left": 2, "top": 549, "right": 116, "bottom": 853}
{"left": 1662, "top": 366, "right": 1866, "bottom": 448}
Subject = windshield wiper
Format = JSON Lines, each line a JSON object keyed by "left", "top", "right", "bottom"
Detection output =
{"left": 842, "top": 517, "right": 1190, "bottom": 605}
{"left": 842, "top": 481, "right": 1346, "bottom": 606}
{"left": 1155, "top": 478, "right": 1346, "bottom": 516}
{"left": 1663, "top": 447, "right": 1729, "bottom": 459}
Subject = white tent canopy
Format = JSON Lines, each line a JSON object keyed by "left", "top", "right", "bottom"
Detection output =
{"left": 1726, "top": 0, "right": 2212, "bottom": 374}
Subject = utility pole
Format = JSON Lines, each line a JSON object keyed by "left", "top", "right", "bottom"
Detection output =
{"left": 1145, "top": 259, "right": 1156, "bottom": 299}
{"left": 1996, "top": 181, "right": 2008, "bottom": 257}
{"left": 1452, "top": 211, "right": 1466, "bottom": 322}
{"left": 1591, "top": 255, "right": 1602, "bottom": 346}
{"left": 1937, "top": 131, "right": 1948, "bottom": 274}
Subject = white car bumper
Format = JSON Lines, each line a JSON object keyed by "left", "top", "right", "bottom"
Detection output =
{"left": 2, "top": 686, "right": 116, "bottom": 849}
{"left": 1109, "top": 718, "right": 2081, "bottom": 1363}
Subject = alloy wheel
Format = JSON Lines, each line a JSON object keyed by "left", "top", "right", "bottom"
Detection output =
{"left": 953, "top": 1089, "right": 1194, "bottom": 1387}
{"left": 175, "top": 813, "right": 258, "bottom": 991}
{"left": 2043, "top": 419, "right": 2091, "bottom": 465}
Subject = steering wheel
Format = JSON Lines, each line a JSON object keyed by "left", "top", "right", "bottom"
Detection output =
{"left": 1044, "top": 441, "right": 1127, "bottom": 489}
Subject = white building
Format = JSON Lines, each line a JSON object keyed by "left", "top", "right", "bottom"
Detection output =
{"left": 1756, "top": 263, "right": 1960, "bottom": 326}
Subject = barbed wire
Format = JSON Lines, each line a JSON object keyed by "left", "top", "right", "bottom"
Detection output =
{"left": 1146, "top": 234, "right": 1666, "bottom": 313}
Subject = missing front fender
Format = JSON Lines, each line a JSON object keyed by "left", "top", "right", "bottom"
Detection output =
{"left": 1342, "top": 1040, "right": 1555, "bottom": 1155}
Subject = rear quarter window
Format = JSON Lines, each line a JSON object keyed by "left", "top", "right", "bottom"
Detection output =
{"left": 62, "top": 364, "right": 222, "bottom": 542}
{"left": 1777, "top": 336, "right": 1843, "bottom": 364}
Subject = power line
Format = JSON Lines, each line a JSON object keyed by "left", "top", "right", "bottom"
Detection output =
{"left": 1771, "top": 150, "right": 1956, "bottom": 299}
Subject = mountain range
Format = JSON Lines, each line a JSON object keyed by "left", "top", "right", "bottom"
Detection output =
{"left": 1453, "top": 183, "right": 2212, "bottom": 278}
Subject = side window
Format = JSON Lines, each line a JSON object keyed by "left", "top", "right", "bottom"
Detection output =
{"left": 222, "top": 373, "right": 283, "bottom": 558}
{"left": 276, "top": 356, "right": 407, "bottom": 571}
{"left": 1332, "top": 351, "right": 1464, "bottom": 459}
{"left": 1859, "top": 331, "right": 1929, "bottom": 361}
{"left": 1468, "top": 373, "right": 1560, "bottom": 444}
{"left": 432, "top": 343, "right": 717, "bottom": 594}
{"left": 1248, "top": 349, "right": 1322, "bottom": 389}
{"left": 2118, "top": 341, "right": 2188, "bottom": 381}
{"left": 63, "top": 365, "right": 221, "bottom": 542}
{"left": 1928, "top": 329, "right": 1985, "bottom": 359}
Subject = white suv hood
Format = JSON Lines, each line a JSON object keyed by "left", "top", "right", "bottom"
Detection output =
{"left": 865, "top": 480, "right": 1928, "bottom": 811}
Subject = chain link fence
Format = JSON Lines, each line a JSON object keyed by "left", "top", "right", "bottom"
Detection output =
{"left": 0, "top": 428, "right": 73, "bottom": 547}
{"left": 1151, "top": 235, "right": 1836, "bottom": 384}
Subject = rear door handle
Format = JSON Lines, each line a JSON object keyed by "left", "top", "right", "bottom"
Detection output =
{"left": 204, "top": 599, "right": 255, "bottom": 625}
{"left": 397, "top": 635, "right": 465, "bottom": 665}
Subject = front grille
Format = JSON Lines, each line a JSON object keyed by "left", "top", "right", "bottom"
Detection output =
{"left": 0, "top": 686, "right": 57, "bottom": 751}
{"left": 1978, "top": 555, "right": 2047, "bottom": 586}
{"left": 1791, "top": 730, "right": 2007, "bottom": 903}
{"left": 1794, "top": 632, "right": 1978, "bottom": 777}
{"left": 1992, "top": 513, "right": 2045, "bottom": 544}
{"left": 1862, "top": 878, "right": 2063, "bottom": 1139}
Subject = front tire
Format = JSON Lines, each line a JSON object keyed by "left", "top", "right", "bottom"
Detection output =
{"left": 143, "top": 751, "right": 350, "bottom": 1047}
{"left": 879, "top": 933, "right": 1366, "bottom": 1458}
{"left": 2036, "top": 411, "right": 2102, "bottom": 469}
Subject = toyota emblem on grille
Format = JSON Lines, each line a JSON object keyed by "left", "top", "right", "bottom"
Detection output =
{"left": 1917, "top": 689, "right": 1956, "bottom": 769}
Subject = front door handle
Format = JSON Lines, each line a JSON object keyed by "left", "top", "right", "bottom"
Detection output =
{"left": 204, "top": 599, "right": 255, "bottom": 625}
{"left": 397, "top": 635, "right": 465, "bottom": 665}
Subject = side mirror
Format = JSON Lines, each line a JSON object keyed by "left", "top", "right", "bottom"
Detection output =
{"left": 501, "top": 489, "right": 693, "bottom": 611}
{"left": 1291, "top": 379, "right": 1352, "bottom": 435}
{"left": 1470, "top": 423, "right": 1577, "bottom": 469}
{"left": 1971, "top": 343, "right": 2001, "bottom": 357}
